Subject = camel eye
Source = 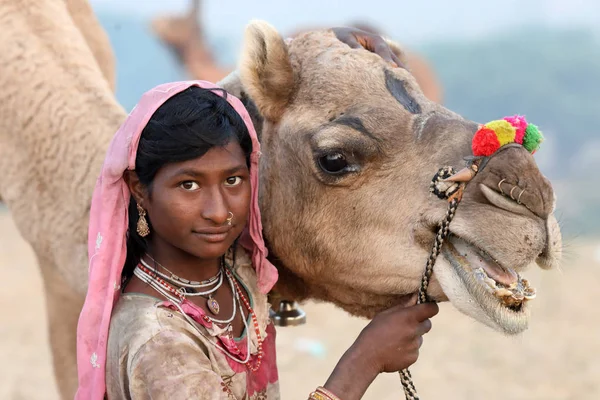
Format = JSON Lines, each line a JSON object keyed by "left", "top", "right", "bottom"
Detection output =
{"left": 318, "top": 153, "right": 349, "bottom": 175}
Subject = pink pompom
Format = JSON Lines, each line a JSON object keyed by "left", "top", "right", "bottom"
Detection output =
{"left": 504, "top": 115, "right": 528, "bottom": 144}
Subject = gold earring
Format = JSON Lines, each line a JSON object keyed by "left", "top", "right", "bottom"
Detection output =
{"left": 226, "top": 212, "right": 233, "bottom": 226}
{"left": 136, "top": 204, "right": 150, "bottom": 237}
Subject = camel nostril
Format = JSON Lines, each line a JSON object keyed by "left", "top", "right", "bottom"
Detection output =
{"left": 536, "top": 215, "right": 562, "bottom": 270}
{"left": 535, "top": 253, "right": 555, "bottom": 270}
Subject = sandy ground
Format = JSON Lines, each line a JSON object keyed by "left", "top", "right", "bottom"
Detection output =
{"left": 1, "top": 208, "right": 599, "bottom": 400}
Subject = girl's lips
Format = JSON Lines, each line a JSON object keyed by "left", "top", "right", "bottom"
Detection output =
{"left": 192, "top": 228, "right": 231, "bottom": 243}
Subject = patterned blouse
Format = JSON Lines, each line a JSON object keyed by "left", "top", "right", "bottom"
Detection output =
{"left": 105, "top": 249, "right": 280, "bottom": 399}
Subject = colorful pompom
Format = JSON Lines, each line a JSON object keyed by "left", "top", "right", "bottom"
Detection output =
{"left": 503, "top": 115, "right": 528, "bottom": 144}
{"left": 484, "top": 120, "right": 516, "bottom": 146}
{"left": 472, "top": 126, "right": 501, "bottom": 157}
{"left": 522, "top": 123, "right": 544, "bottom": 153}
{"left": 471, "top": 115, "right": 543, "bottom": 157}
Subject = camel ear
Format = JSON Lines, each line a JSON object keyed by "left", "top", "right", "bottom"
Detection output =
{"left": 219, "top": 71, "right": 265, "bottom": 138}
{"left": 239, "top": 20, "right": 295, "bottom": 122}
{"left": 383, "top": 38, "right": 409, "bottom": 68}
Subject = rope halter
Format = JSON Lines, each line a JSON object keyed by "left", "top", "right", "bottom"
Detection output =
{"left": 399, "top": 115, "right": 544, "bottom": 400}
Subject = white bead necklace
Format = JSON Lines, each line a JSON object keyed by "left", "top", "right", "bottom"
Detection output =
{"left": 143, "top": 254, "right": 222, "bottom": 288}
{"left": 132, "top": 264, "right": 253, "bottom": 365}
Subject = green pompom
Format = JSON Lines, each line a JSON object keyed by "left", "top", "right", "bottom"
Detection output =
{"left": 523, "top": 124, "right": 544, "bottom": 153}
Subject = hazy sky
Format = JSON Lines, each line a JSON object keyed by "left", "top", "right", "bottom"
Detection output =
{"left": 89, "top": 0, "right": 600, "bottom": 45}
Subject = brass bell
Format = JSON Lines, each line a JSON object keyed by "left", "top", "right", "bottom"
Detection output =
{"left": 270, "top": 300, "right": 307, "bottom": 327}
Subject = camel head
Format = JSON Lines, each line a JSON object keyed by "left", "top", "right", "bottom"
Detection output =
{"left": 220, "top": 21, "right": 561, "bottom": 335}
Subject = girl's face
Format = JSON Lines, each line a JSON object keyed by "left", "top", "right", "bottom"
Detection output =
{"left": 133, "top": 140, "right": 251, "bottom": 261}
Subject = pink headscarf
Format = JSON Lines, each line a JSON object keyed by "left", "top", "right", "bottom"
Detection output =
{"left": 75, "top": 81, "right": 278, "bottom": 399}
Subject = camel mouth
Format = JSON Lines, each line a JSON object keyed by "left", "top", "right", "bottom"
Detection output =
{"left": 442, "top": 235, "right": 536, "bottom": 312}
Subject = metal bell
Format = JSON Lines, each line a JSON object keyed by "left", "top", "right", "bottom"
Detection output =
{"left": 270, "top": 300, "right": 307, "bottom": 327}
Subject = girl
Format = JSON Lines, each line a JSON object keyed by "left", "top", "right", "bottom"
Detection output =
{"left": 75, "top": 81, "right": 438, "bottom": 400}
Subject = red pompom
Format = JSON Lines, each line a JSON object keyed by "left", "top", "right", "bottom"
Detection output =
{"left": 472, "top": 127, "right": 501, "bottom": 157}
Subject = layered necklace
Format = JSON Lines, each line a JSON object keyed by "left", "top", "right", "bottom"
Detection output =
{"left": 133, "top": 255, "right": 264, "bottom": 371}
{"left": 141, "top": 255, "right": 224, "bottom": 316}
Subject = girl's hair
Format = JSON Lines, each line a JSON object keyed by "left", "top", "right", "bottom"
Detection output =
{"left": 123, "top": 87, "right": 252, "bottom": 282}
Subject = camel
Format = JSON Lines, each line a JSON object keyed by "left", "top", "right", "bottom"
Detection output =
{"left": 0, "top": 0, "right": 124, "bottom": 397}
{"left": 222, "top": 23, "right": 561, "bottom": 321}
{"left": 0, "top": 1, "right": 561, "bottom": 399}
{"left": 150, "top": 0, "right": 444, "bottom": 104}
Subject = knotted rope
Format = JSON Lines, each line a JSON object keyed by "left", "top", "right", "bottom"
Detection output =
{"left": 398, "top": 114, "right": 544, "bottom": 399}
{"left": 399, "top": 165, "right": 467, "bottom": 400}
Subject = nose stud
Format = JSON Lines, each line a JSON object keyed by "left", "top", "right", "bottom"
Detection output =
{"left": 226, "top": 212, "right": 233, "bottom": 226}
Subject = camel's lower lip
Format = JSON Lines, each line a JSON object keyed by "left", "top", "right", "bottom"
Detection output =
{"left": 442, "top": 235, "right": 536, "bottom": 311}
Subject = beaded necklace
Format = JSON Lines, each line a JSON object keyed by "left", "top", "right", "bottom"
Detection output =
{"left": 139, "top": 257, "right": 224, "bottom": 315}
{"left": 134, "top": 260, "right": 264, "bottom": 370}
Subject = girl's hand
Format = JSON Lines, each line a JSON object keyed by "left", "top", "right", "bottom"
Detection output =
{"left": 356, "top": 300, "right": 439, "bottom": 373}
{"left": 322, "top": 298, "right": 439, "bottom": 400}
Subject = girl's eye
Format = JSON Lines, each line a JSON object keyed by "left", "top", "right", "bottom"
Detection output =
{"left": 224, "top": 176, "right": 242, "bottom": 186}
{"left": 180, "top": 181, "right": 200, "bottom": 191}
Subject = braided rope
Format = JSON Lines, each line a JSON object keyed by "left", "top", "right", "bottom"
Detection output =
{"left": 399, "top": 165, "right": 466, "bottom": 400}
{"left": 396, "top": 130, "right": 533, "bottom": 399}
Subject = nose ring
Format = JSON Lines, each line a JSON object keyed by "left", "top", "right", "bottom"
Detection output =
{"left": 226, "top": 212, "right": 233, "bottom": 226}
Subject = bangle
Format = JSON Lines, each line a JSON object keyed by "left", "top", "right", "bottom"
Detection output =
{"left": 309, "top": 386, "right": 342, "bottom": 400}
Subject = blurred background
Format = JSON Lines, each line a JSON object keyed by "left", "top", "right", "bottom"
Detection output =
{"left": 1, "top": 0, "right": 599, "bottom": 399}
{"left": 92, "top": 0, "right": 600, "bottom": 237}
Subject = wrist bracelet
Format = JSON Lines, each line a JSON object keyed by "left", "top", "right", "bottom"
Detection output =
{"left": 309, "top": 386, "right": 342, "bottom": 400}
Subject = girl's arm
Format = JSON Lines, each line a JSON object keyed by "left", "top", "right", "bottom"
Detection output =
{"left": 311, "top": 301, "right": 439, "bottom": 400}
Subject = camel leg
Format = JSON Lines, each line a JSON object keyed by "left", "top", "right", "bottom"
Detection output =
{"left": 151, "top": 0, "right": 230, "bottom": 82}
{"left": 151, "top": 0, "right": 202, "bottom": 58}
{"left": 39, "top": 257, "right": 85, "bottom": 400}
{"left": 405, "top": 52, "right": 443, "bottom": 104}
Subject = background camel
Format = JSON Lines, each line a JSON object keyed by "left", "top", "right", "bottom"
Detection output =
{"left": 150, "top": 0, "right": 443, "bottom": 104}
{"left": 0, "top": 1, "right": 561, "bottom": 399}
{"left": 0, "top": 0, "right": 125, "bottom": 396}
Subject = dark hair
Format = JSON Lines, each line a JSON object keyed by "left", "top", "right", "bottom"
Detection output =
{"left": 123, "top": 87, "right": 252, "bottom": 282}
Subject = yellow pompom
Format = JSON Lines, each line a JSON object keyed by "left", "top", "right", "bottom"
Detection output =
{"left": 484, "top": 120, "right": 516, "bottom": 146}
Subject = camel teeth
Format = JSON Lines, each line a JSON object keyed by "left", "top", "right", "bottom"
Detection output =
{"left": 494, "top": 288, "right": 514, "bottom": 297}
{"left": 512, "top": 292, "right": 525, "bottom": 301}
{"left": 484, "top": 277, "right": 497, "bottom": 289}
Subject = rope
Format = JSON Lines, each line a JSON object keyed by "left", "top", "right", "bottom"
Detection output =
{"left": 398, "top": 164, "right": 470, "bottom": 400}
{"left": 394, "top": 137, "right": 529, "bottom": 398}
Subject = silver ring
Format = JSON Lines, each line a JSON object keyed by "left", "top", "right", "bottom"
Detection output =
{"left": 498, "top": 179, "right": 506, "bottom": 195}
{"left": 517, "top": 188, "right": 525, "bottom": 204}
{"left": 510, "top": 186, "right": 518, "bottom": 200}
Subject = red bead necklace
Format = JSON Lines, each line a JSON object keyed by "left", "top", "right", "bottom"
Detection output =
{"left": 224, "top": 267, "right": 264, "bottom": 372}
{"left": 136, "top": 262, "right": 264, "bottom": 371}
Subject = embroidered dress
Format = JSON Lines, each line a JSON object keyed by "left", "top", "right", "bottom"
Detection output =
{"left": 106, "top": 249, "right": 280, "bottom": 399}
